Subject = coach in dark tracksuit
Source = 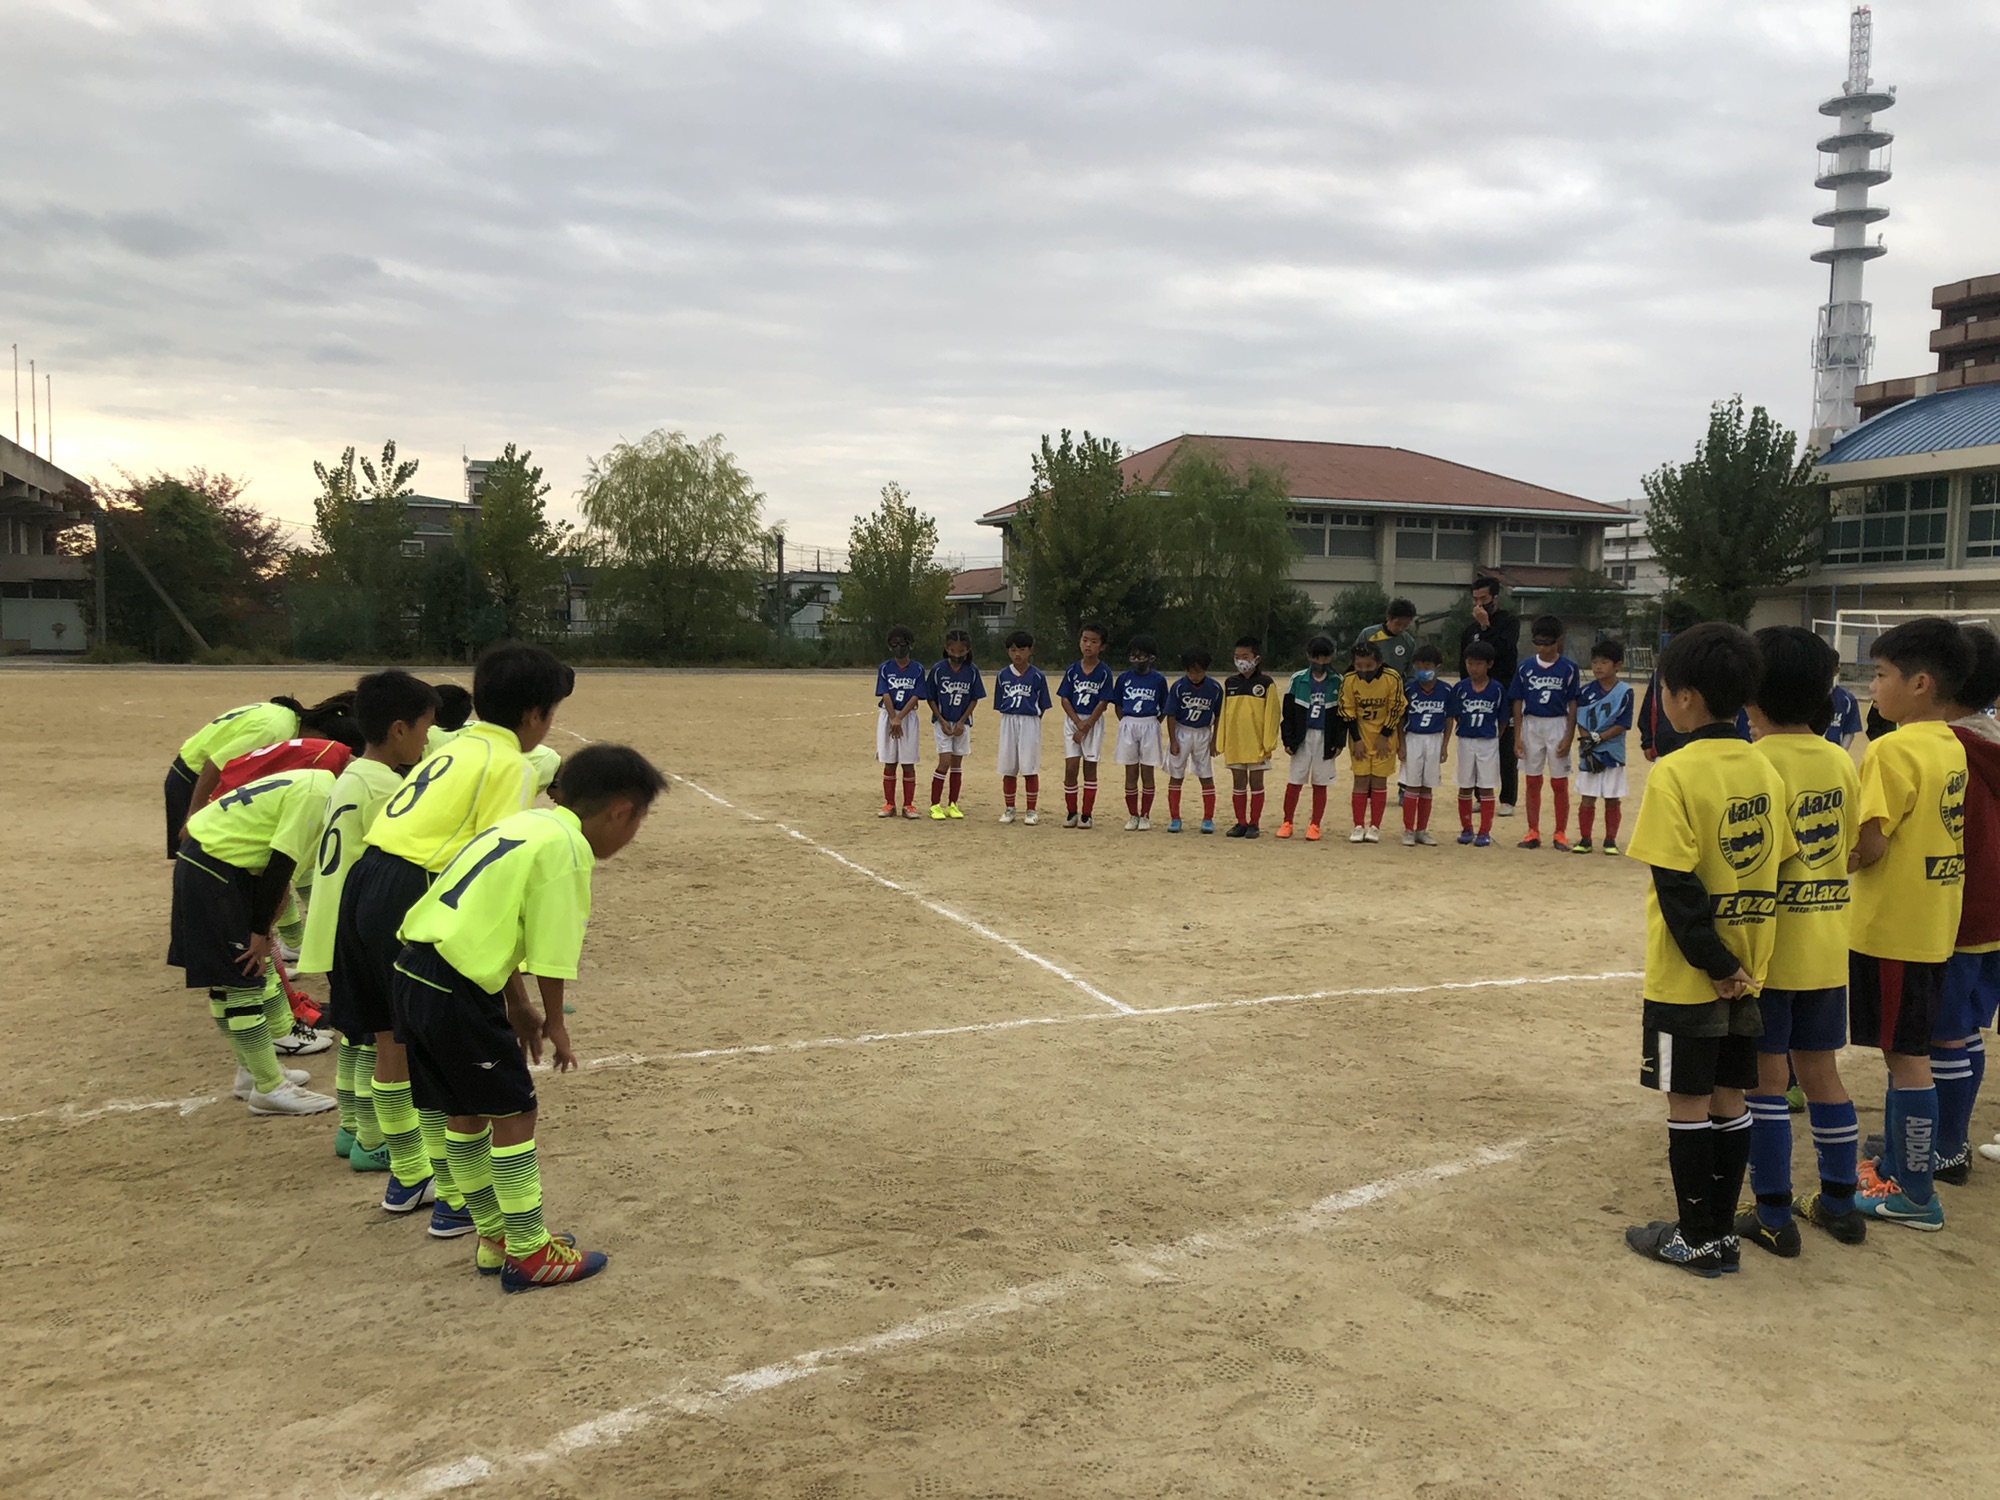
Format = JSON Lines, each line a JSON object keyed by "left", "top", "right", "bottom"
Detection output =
{"left": 1459, "top": 577, "right": 1521, "bottom": 810}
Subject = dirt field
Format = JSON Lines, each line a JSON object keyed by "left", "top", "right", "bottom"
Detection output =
{"left": 4, "top": 664, "right": 1998, "bottom": 1500}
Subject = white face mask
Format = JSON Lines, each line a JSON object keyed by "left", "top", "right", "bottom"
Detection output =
{"left": 1234, "top": 658, "right": 1256, "bottom": 675}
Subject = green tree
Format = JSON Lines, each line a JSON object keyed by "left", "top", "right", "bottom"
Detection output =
{"left": 577, "top": 429, "right": 766, "bottom": 657}
{"left": 1005, "top": 430, "right": 1149, "bottom": 644}
{"left": 417, "top": 540, "right": 501, "bottom": 661}
{"left": 832, "top": 483, "right": 953, "bottom": 654}
{"left": 1544, "top": 567, "right": 1630, "bottom": 640}
{"left": 472, "top": 442, "right": 569, "bottom": 641}
{"left": 1321, "top": 584, "right": 1392, "bottom": 660}
{"left": 1149, "top": 445, "right": 1300, "bottom": 653}
{"left": 310, "top": 440, "right": 420, "bottom": 651}
{"left": 1641, "top": 397, "right": 1827, "bottom": 625}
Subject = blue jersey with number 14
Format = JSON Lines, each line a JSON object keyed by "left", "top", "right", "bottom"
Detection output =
{"left": 1059, "top": 660, "right": 1113, "bottom": 714}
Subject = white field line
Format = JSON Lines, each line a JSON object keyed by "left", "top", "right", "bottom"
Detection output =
{"left": 382, "top": 1138, "right": 1529, "bottom": 1499}
{"left": 0, "top": 1094, "right": 219, "bottom": 1127}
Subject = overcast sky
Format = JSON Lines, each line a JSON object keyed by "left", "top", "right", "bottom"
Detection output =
{"left": 5, "top": 0, "right": 1995, "bottom": 559}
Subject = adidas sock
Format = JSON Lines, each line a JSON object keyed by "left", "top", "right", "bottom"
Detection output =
{"left": 1232, "top": 789, "right": 1247, "bottom": 824}
{"left": 371, "top": 1078, "right": 429, "bottom": 1190}
{"left": 1458, "top": 793, "right": 1474, "bottom": 832}
{"left": 1310, "top": 785, "right": 1327, "bottom": 826}
{"left": 1249, "top": 790, "right": 1264, "bottom": 826}
{"left": 1605, "top": 800, "right": 1622, "bottom": 844}
{"left": 948, "top": 768, "right": 962, "bottom": 805}
{"left": 1478, "top": 796, "right": 1496, "bottom": 836}
{"left": 1525, "top": 774, "right": 1544, "bottom": 836}
{"left": 491, "top": 1138, "right": 552, "bottom": 1260}
{"left": 1745, "top": 1093, "right": 1793, "bottom": 1228}
{"left": 419, "top": 1108, "right": 465, "bottom": 1209}
{"left": 1067, "top": 783, "right": 1080, "bottom": 816}
{"left": 335, "top": 1039, "right": 360, "bottom": 1135}
{"left": 1579, "top": 801, "right": 1596, "bottom": 843}
{"left": 445, "top": 1127, "right": 506, "bottom": 1243}
{"left": 1807, "top": 1098, "right": 1859, "bottom": 1215}
{"left": 1895, "top": 1085, "right": 1938, "bottom": 1204}
{"left": 1167, "top": 782, "right": 1182, "bottom": 820}
{"left": 1552, "top": 777, "right": 1570, "bottom": 837}
{"left": 1933, "top": 1044, "right": 1975, "bottom": 1164}
{"left": 1024, "top": 774, "right": 1039, "bottom": 810}
{"left": 1878, "top": 1080, "right": 1899, "bottom": 1177}
{"left": 352, "top": 1042, "right": 383, "bottom": 1151}
{"left": 1368, "top": 786, "right": 1387, "bottom": 827}
{"left": 1710, "top": 1110, "right": 1754, "bottom": 1242}
{"left": 212, "top": 987, "right": 283, "bottom": 1093}
{"left": 1200, "top": 785, "right": 1215, "bottom": 821}
{"left": 1282, "top": 783, "right": 1302, "bottom": 822}
{"left": 1667, "top": 1118, "right": 1717, "bottom": 1243}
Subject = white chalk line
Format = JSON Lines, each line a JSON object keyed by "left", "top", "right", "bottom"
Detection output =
{"left": 383, "top": 1137, "right": 1529, "bottom": 1499}
{"left": 0, "top": 1093, "right": 219, "bottom": 1127}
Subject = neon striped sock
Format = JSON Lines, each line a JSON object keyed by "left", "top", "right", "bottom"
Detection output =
{"left": 371, "top": 1078, "right": 429, "bottom": 1189}
{"left": 445, "top": 1126, "right": 506, "bottom": 1243}
{"left": 419, "top": 1108, "right": 464, "bottom": 1209}
{"left": 491, "top": 1138, "right": 551, "bottom": 1260}
{"left": 260, "top": 968, "right": 291, "bottom": 1040}
{"left": 335, "top": 1039, "right": 360, "bottom": 1135}
{"left": 352, "top": 1043, "right": 383, "bottom": 1151}
{"left": 211, "top": 987, "right": 283, "bottom": 1093}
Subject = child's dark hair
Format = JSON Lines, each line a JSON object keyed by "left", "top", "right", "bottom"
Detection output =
{"left": 1306, "top": 633, "right": 1335, "bottom": 658}
{"left": 355, "top": 670, "right": 441, "bottom": 746}
{"left": 1954, "top": 625, "right": 2000, "bottom": 713}
{"left": 1353, "top": 638, "right": 1383, "bottom": 663}
{"left": 556, "top": 743, "right": 668, "bottom": 817}
{"left": 1234, "top": 635, "right": 1260, "bottom": 653}
{"left": 1531, "top": 615, "right": 1565, "bottom": 643}
{"left": 1183, "top": 646, "right": 1212, "bottom": 670}
{"left": 1464, "top": 640, "right": 1495, "bottom": 665}
{"left": 273, "top": 690, "right": 362, "bottom": 750}
{"left": 1590, "top": 637, "right": 1626, "bottom": 665}
{"left": 1005, "top": 629, "right": 1034, "bottom": 650}
{"left": 1079, "top": 619, "right": 1108, "bottom": 643}
{"left": 1751, "top": 626, "right": 1838, "bottom": 732}
{"left": 1387, "top": 597, "right": 1417, "bottom": 621}
{"left": 1658, "top": 622, "right": 1761, "bottom": 722}
{"left": 1129, "top": 634, "right": 1158, "bottom": 657}
{"left": 472, "top": 642, "right": 573, "bottom": 733}
{"left": 1414, "top": 643, "right": 1443, "bottom": 666}
{"left": 886, "top": 624, "right": 915, "bottom": 649}
{"left": 432, "top": 683, "right": 474, "bottom": 732}
{"left": 1873, "top": 617, "right": 1975, "bottom": 703}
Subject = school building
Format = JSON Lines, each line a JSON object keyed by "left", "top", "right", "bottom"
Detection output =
{"left": 0, "top": 433, "right": 90, "bottom": 652}
{"left": 976, "top": 433, "right": 1629, "bottom": 621}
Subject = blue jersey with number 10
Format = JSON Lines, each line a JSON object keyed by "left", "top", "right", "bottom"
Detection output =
{"left": 1449, "top": 678, "right": 1506, "bottom": 739}
{"left": 1169, "top": 675, "right": 1224, "bottom": 728}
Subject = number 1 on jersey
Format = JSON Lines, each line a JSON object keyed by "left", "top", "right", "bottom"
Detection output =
{"left": 437, "top": 836, "right": 526, "bottom": 909}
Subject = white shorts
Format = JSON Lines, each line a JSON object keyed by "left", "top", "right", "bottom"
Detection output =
{"left": 877, "top": 708, "right": 922, "bottom": 765}
{"left": 1113, "top": 717, "right": 1164, "bottom": 767}
{"left": 1063, "top": 714, "right": 1106, "bottom": 762}
{"left": 1456, "top": 737, "right": 1500, "bottom": 791}
{"left": 1165, "top": 724, "right": 1214, "bottom": 781}
{"left": 1576, "top": 763, "right": 1628, "bottom": 799}
{"left": 932, "top": 721, "right": 971, "bottom": 757}
{"left": 1400, "top": 733, "right": 1444, "bottom": 790}
{"left": 1518, "top": 715, "right": 1572, "bottom": 777}
{"left": 996, "top": 715, "right": 1042, "bottom": 777}
{"left": 1286, "top": 727, "right": 1339, "bottom": 786}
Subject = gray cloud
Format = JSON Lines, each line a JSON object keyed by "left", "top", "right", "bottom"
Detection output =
{"left": 4, "top": 0, "right": 1995, "bottom": 553}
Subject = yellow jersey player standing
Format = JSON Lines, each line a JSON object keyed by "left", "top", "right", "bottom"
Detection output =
{"left": 335, "top": 643, "right": 572, "bottom": 1234}
{"left": 1337, "top": 639, "right": 1406, "bottom": 843}
{"left": 1848, "top": 618, "right": 1973, "bottom": 1231}
{"left": 1623, "top": 624, "right": 1794, "bottom": 1277}
{"left": 393, "top": 742, "right": 667, "bottom": 1290}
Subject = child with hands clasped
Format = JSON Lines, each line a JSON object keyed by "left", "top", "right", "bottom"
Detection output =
{"left": 1338, "top": 639, "right": 1406, "bottom": 843}
{"left": 1398, "top": 644, "right": 1451, "bottom": 846}
{"left": 1216, "top": 636, "right": 1284, "bottom": 838}
{"left": 1058, "top": 622, "right": 1114, "bottom": 829}
{"left": 1165, "top": 648, "right": 1224, "bottom": 833}
{"left": 1112, "top": 635, "right": 1169, "bottom": 830}
{"left": 1573, "top": 638, "right": 1634, "bottom": 856}
{"left": 927, "top": 628, "right": 985, "bottom": 821}
{"left": 874, "top": 626, "right": 927, "bottom": 819}
{"left": 992, "top": 630, "right": 1051, "bottom": 825}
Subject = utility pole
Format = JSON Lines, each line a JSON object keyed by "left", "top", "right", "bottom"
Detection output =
{"left": 44, "top": 373, "right": 51, "bottom": 461}
{"left": 29, "top": 358, "right": 36, "bottom": 454}
{"left": 11, "top": 344, "right": 17, "bottom": 445}
{"left": 94, "top": 501, "right": 108, "bottom": 648}
{"left": 774, "top": 528, "right": 788, "bottom": 662}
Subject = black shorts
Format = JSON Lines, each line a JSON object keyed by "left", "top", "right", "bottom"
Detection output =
{"left": 1849, "top": 953, "right": 1945, "bottom": 1057}
{"left": 167, "top": 839, "right": 260, "bottom": 990}
{"left": 331, "top": 847, "right": 430, "bottom": 1038}
{"left": 394, "top": 941, "right": 537, "bottom": 1118}
{"left": 1640, "top": 997, "right": 1762, "bottom": 1096}
{"left": 164, "top": 756, "right": 198, "bottom": 861}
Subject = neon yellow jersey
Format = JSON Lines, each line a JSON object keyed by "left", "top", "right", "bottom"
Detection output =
{"left": 366, "top": 722, "right": 533, "bottom": 874}
{"left": 1851, "top": 720, "right": 1967, "bottom": 963}
{"left": 178, "top": 702, "right": 299, "bottom": 771}
{"left": 1626, "top": 736, "right": 1795, "bottom": 1004}
{"left": 183, "top": 768, "right": 337, "bottom": 876}
{"left": 425, "top": 724, "right": 462, "bottom": 756}
{"left": 1754, "top": 733, "right": 1860, "bottom": 991}
{"left": 526, "top": 743, "right": 561, "bottom": 796}
{"left": 295, "top": 758, "right": 404, "bottom": 975}
{"left": 397, "top": 806, "right": 594, "bottom": 995}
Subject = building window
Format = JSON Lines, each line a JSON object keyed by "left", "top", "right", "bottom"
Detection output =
{"left": 1498, "top": 520, "right": 1582, "bottom": 568}
{"left": 400, "top": 539, "right": 426, "bottom": 557}
{"left": 1967, "top": 473, "right": 2000, "bottom": 560}
{"left": 1824, "top": 478, "right": 1950, "bottom": 566}
{"left": 1288, "top": 509, "right": 1375, "bottom": 559}
{"left": 1395, "top": 515, "right": 1480, "bottom": 562}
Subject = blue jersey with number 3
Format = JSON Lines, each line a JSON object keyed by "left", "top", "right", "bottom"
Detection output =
{"left": 1509, "top": 655, "right": 1581, "bottom": 718}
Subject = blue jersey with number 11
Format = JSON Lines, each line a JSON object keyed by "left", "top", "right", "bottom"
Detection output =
{"left": 993, "top": 665, "right": 1051, "bottom": 716}
{"left": 1450, "top": 678, "right": 1506, "bottom": 739}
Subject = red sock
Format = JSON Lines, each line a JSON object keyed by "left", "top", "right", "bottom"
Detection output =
{"left": 902, "top": 766, "right": 917, "bottom": 809}
{"left": 1233, "top": 789, "right": 1248, "bottom": 824}
{"left": 1479, "top": 796, "right": 1496, "bottom": 835}
{"left": 1525, "top": 774, "right": 1544, "bottom": 835}
{"left": 882, "top": 766, "right": 896, "bottom": 805}
{"left": 1352, "top": 790, "right": 1368, "bottom": 826}
{"left": 949, "top": 769, "right": 962, "bottom": 806}
{"left": 1310, "top": 784, "right": 1327, "bottom": 826}
{"left": 1402, "top": 793, "right": 1418, "bottom": 832}
{"left": 1202, "top": 785, "right": 1216, "bottom": 820}
{"left": 1066, "top": 783, "right": 1079, "bottom": 816}
{"left": 1168, "top": 782, "right": 1183, "bottom": 819}
{"left": 1369, "top": 786, "right": 1387, "bottom": 827}
{"left": 1141, "top": 788, "right": 1155, "bottom": 816}
{"left": 1417, "top": 793, "right": 1433, "bottom": 831}
{"left": 1606, "top": 800, "right": 1621, "bottom": 843}
{"left": 1458, "top": 793, "right": 1474, "bottom": 832}
{"left": 1249, "top": 790, "right": 1265, "bottom": 826}
{"left": 1579, "top": 801, "right": 1596, "bottom": 842}
{"left": 1126, "top": 788, "right": 1140, "bottom": 817}
{"left": 1003, "top": 774, "right": 1017, "bottom": 808}
{"left": 1025, "top": 775, "right": 1038, "bottom": 810}
{"left": 1282, "top": 783, "right": 1301, "bottom": 821}
{"left": 1552, "top": 777, "right": 1570, "bottom": 838}
{"left": 1082, "top": 781, "right": 1098, "bottom": 817}
{"left": 931, "top": 771, "right": 946, "bottom": 808}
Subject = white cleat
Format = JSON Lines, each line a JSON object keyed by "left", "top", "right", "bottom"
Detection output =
{"left": 276, "top": 940, "right": 301, "bottom": 965}
{"left": 273, "top": 1023, "right": 333, "bottom": 1058}
{"left": 1023, "top": 808, "right": 1039, "bottom": 825}
{"left": 1980, "top": 1142, "right": 2000, "bottom": 1163}
{"left": 1350, "top": 825, "right": 1367, "bottom": 843}
{"left": 246, "top": 1081, "right": 338, "bottom": 1117}
{"left": 1124, "top": 815, "right": 1140, "bottom": 830}
{"left": 1497, "top": 803, "right": 1516, "bottom": 817}
{"left": 1415, "top": 830, "right": 1438, "bottom": 846}
{"left": 233, "top": 1065, "right": 310, "bottom": 1100}
{"left": 1364, "top": 826, "right": 1381, "bottom": 843}
{"left": 1401, "top": 830, "right": 1417, "bottom": 847}
{"left": 999, "top": 807, "right": 1016, "bottom": 824}
{"left": 1136, "top": 816, "right": 1151, "bottom": 831}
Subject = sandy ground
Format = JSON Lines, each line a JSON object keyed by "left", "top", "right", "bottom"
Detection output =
{"left": 3, "top": 665, "right": 1998, "bottom": 1500}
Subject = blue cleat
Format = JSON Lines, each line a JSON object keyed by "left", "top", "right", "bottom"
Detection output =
{"left": 428, "top": 1201, "right": 477, "bottom": 1239}
{"left": 1473, "top": 833, "right": 1492, "bottom": 848}
{"left": 1168, "top": 817, "right": 1183, "bottom": 833}
{"left": 1855, "top": 1184, "right": 1944, "bottom": 1231}
{"left": 1200, "top": 818, "right": 1215, "bottom": 834}
{"left": 1457, "top": 829, "right": 1475, "bottom": 845}
{"left": 381, "top": 1175, "right": 436, "bottom": 1215}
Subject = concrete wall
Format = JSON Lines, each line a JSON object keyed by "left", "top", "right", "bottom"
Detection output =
{"left": 0, "top": 598, "right": 86, "bottom": 652}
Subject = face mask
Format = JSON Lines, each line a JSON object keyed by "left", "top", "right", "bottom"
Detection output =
{"left": 1414, "top": 668, "right": 1436, "bottom": 683}
{"left": 1234, "top": 659, "right": 1256, "bottom": 675}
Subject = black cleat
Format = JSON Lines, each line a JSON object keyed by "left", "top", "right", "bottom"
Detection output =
{"left": 1935, "top": 1147, "right": 1972, "bottom": 1186}
{"left": 1734, "top": 1207, "right": 1802, "bottom": 1258}
{"left": 1797, "top": 1192, "right": 1868, "bottom": 1245}
{"left": 1226, "top": 823, "right": 1248, "bottom": 838}
{"left": 1242, "top": 824, "right": 1261, "bottom": 839}
{"left": 1624, "top": 1220, "right": 1723, "bottom": 1278}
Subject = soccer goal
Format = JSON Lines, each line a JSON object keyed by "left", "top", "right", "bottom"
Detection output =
{"left": 1813, "top": 608, "right": 1994, "bottom": 666}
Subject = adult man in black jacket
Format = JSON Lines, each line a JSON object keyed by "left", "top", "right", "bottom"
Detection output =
{"left": 1459, "top": 577, "right": 1521, "bottom": 811}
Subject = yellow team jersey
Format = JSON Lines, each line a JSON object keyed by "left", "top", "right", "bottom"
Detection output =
{"left": 1339, "top": 669, "right": 1407, "bottom": 757}
{"left": 1626, "top": 736, "right": 1796, "bottom": 1005}
{"left": 366, "top": 721, "right": 534, "bottom": 874}
{"left": 1216, "top": 671, "right": 1283, "bottom": 765}
{"left": 398, "top": 806, "right": 595, "bottom": 995}
{"left": 526, "top": 742, "right": 562, "bottom": 796}
{"left": 295, "top": 758, "right": 404, "bottom": 975}
{"left": 1851, "top": 719, "right": 1967, "bottom": 963}
{"left": 183, "top": 768, "right": 337, "bottom": 877}
{"left": 1754, "top": 733, "right": 1860, "bottom": 991}
{"left": 178, "top": 702, "right": 299, "bottom": 771}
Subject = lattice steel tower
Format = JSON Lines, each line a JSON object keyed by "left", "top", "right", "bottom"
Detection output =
{"left": 1809, "top": 6, "right": 1894, "bottom": 450}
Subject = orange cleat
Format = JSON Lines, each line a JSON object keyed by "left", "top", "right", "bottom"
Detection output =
{"left": 1304, "top": 823, "right": 1322, "bottom": 842}
{"left": 1275, "top": 821, "right": 1294, "bottom": 839}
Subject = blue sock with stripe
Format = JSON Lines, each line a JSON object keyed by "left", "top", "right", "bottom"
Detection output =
{"left": 1745, "top": 1093, "right": 1794, "bottom": 1228}
{"left": 1894, "top": 1086, "right": 1938, "bottom": 1204}
{"left": 1807, "top": 1099, "right": 1859, "bottom": 1215}
{"left": 1970, "top": 1033, "right": 1987, "bottom": 1124}
{"left": 1933, "top": 1045, "right": 1975, "bottom": 1165}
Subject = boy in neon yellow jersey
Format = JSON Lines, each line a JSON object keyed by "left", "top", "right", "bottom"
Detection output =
{"left": 296, "top": 670, "right": 438, "bottom": 1170}
{"left": 170, "top": 766, "right": 342, "bottom": 1115}
{"left": 336, "top": 643, "right": 572, "bottom": 1235}
{"left": 394, "top": 742, "right": 667, "bottom": 1290}
{"left": 165, "top": 690, "right": 357, "bottom": 858}
{"left": 427, "top": 679, "right": 566, "bottom": 798}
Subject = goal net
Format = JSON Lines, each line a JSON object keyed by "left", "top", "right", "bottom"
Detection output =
{"left": 1813, "top": 609, "right": 1993, "bottom": 666}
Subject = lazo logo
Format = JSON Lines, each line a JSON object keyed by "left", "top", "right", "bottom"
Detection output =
{"left": 1791, "top": 786, "right": 1845, "bottom": 869}
{"left": 1717, "top": 793, "right": 1773, "bottom": 875}
{"left": 1942, "top": 769, "right": 1968, "bottom": 842}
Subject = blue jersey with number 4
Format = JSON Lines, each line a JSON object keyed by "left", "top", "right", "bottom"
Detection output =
{"left": 1114, "top": 668, "right": 1168, "bottom": 719}
{"left": 993, "top": 665, "right": 1051, "bottom": 717}
{"left": 1450, "top": 678, "right": 1506, "bottom": 739}
{"left": 1404, "top": 679, "right": 1451, "bottom": 735}
{"left": 1509, "top": 655, "right": 1581, "bottom": 717}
